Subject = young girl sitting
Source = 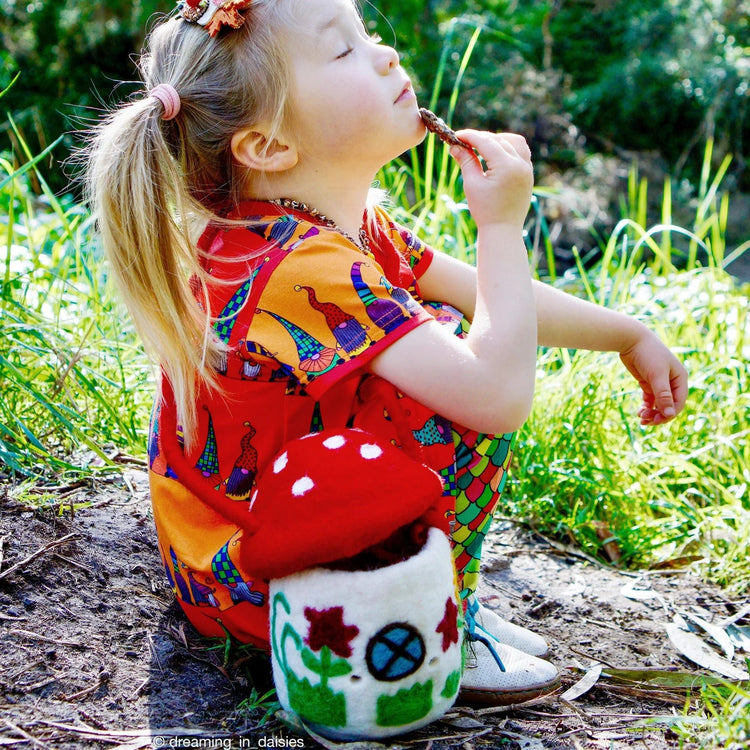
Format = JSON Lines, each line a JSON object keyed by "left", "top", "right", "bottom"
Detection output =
{"left": 86, "top": 0, "right": 688, "bottom": 708}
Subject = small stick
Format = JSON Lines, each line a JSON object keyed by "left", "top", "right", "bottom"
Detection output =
{"left": 0, "top": 532, "right": 78, "bottom": 580}
{"left": 719, "top": 603, "right": 750, "bottom": 627}
{"left": 0, "top": 612, "right": 26, "bottom": 621}
{"left": 419, "top": 107, "right": 473, "bottom": 150}
{"left": 62, "top": 671, "right": 109, "bottom": 701}
{"left": 2, "top": 719, "right": 53, "bottom": 750}
{"left": 21, "top": 676, "right": 58, "bottom": 694}
{"left": 52, "top": 552, "right": 94, "bottom": 575}
{"left": 129, "top": 676, "right": 150, "bottom": 701}
{"left": 10, "top": 629, "right": 89, "bottom": 649}
{"left": 9, "top": 659, "right": 44, "bottom": 682}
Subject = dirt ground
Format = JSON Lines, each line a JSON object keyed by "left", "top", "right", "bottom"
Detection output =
{"left": 1, "top": 469, "right": 747, "bottom": 750}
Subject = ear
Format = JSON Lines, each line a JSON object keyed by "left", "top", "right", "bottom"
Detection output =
{"left": 231, "top": 127, "right": 298, "bottom": 172}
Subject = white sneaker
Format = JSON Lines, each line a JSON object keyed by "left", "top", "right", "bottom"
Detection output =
{"left": 460, "top": 636, "right": 560, "bottom": 705}
{"left": 467, "top": 596, "right": 549, "bottom": 658}
{"left": 460, "top": 627, "right": 560, "bottom": 705}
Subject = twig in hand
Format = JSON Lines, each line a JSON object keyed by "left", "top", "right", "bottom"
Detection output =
{"left": 0, "top": 532, "right": 78, "bottom": 580}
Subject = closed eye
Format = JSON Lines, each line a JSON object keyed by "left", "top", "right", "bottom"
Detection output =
{"left": 335, "top": 46, "right": 354, "bottom": 59}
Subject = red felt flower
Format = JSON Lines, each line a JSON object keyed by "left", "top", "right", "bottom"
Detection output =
{"left": 436, "top": 597, "right": 459, "bottom": 652}
{"left": 304, "top": 606, "right": 360, "bottom": 657}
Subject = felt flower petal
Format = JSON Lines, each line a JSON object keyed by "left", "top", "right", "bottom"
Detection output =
{"left": 304, "top": 606, "right": 360, "bottom": 657}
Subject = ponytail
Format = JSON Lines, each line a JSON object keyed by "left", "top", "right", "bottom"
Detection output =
{"left": 86, "top": 94, "right": 222, "bottom": 448}
{"left": 83, "top": 3, "right": 297, "bottom": 448}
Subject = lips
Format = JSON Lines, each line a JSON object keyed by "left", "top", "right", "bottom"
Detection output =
{"left": 395, "top": 81, "right": 415, "bottom": 104}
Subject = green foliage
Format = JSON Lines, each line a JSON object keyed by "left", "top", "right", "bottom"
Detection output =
{"left": 671, "top": 680, "right": 750, "bottom": 749}
{"left": 369, "top": 1, "right": 750, "bottom": 186}
{"left": 513, "top": 268, "right": 749, "bottom": 586}
{"left": 1, "top": 0, "right": 164, "bottom": 192}
{"left": 497, "top": 140, "right": 750, "bottom": 598}
{"left": 0, "top": 125, "right": 151, "bottom": 479}
{"left": 1, "top": 15, "right": 749, "bottom": 742}
{"left": 3, "top": 1, "right": 749, "bottom": 193}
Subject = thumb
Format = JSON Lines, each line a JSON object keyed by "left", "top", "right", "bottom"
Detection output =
{"left": 650, "top": 373, "right": 677, "bottom": 419}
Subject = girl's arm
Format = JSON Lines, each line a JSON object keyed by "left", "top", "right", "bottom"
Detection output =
{"left": 418, "top": 253, "right": 688, "bottom": 426}
{"left": 370, "top": 131, "right": 538, "bottom": 435}
{"left": 531, "top": 281, "right": 688, "bottom": 425}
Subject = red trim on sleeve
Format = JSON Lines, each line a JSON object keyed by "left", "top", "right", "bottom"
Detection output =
{"left": 304, "top": 311, "right": 432, "bottom": 400}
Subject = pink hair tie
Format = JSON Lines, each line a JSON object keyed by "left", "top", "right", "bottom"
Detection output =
{"left": 150, "top": 83, "right": 181, "bottom": 121}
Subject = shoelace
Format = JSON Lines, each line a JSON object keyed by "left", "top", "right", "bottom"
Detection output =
{"left": 465, "top": 597, "right": 506, "bottom": 672}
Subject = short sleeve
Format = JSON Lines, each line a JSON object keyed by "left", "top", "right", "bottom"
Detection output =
{"left": 371, "top": 206, "right": 434, "bottom": 281}
{"left": 248, "top": 231, "right": 433, "bottom": 398}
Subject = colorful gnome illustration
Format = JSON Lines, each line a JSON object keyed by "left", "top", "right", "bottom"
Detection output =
{"left": 241, "top": 429, "right": 464, "bottom": 741}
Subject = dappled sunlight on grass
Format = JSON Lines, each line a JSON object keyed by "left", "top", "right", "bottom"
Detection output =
{"left": 511, "top": 266, "right": 749, "bottom": 594}
{"left": 1, "top": 144, "right": 152, "bottom": 477}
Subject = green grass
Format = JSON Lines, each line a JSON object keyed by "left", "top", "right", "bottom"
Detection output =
{"left": 1, "top": 126, "right": 151, "bottom": 479}
{"left": 512, "top": 267, "right": 749, "bottom": 588}
{"left": 378, "top": 27, "right": 749, "bottom": 746}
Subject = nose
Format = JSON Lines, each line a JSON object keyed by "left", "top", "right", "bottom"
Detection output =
{"left": 375, "top": 43, "right": 399, "bottom": 74}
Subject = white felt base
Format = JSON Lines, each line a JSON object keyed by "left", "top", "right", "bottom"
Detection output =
{"left": 269, "top": 527, "right": 463, "bottom": 740}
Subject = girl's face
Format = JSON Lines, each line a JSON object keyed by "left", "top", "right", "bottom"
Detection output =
{"left": 281, "top": 0, "right": 426, "bottom": 177}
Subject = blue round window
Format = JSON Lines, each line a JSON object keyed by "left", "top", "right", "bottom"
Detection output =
{"left": 365, "top": 622, "right": 426, "bottom": 681}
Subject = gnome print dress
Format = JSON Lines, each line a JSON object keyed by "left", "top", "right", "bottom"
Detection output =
{"left": 148, "top": 201, "right": 515, "bottom": 647}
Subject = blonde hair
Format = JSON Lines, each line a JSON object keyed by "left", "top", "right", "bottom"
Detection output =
{"left": 85, "top": 2, "right": 298, "bottom": 448}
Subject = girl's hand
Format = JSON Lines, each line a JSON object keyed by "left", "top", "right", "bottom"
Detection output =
{"left": 619, "top": 330, "right": 688, "bottom": 425}
{"left": 450, "top": 130, "right": 534, "bottom": 229}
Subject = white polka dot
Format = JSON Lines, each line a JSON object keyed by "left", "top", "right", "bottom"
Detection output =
{"left": 360, "top": 443, "right": 383, "bottom": 460}
{"left": 273, "top": 452, "right": 288, "bottom": 473}
{"left": 248, "top": 489, "right": 259, "bottom": 510}
{"left": 323, "top": 435, "right": 346, "bottom": 450}
{"left": 292, "top": 476, "right": 315, "bottom": 496}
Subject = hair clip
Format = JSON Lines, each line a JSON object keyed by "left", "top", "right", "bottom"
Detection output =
{"left": 177, "top": 0, "right": 254, "bottom": 37}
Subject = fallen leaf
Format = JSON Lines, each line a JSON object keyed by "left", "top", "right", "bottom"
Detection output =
{"left": 592, "top": 521, "right": 622, "bottom": 564}
{"left": 440, "top": 716, "right": 487, "bottom": 730}
{"left": 600, "top": 666, "right": 732, "bottom": 689}
{"left": 726, "top": 624, "right": 750, "bottom": 653}
{"left": 650, "top": 555, "right": 703, "bottom": 570}
{"left": 665, "top": 623, "right": 749, "bottom": 680}
{"left": 684, "top": 612, "right": 735, "bottom": 660}
{"left": 621, "top": 581, "right": 662, "bottom": 601}
{"left": 560, "top": 663, "right": 603, "bottom": 701}
{"left": 719, "top": 604, "right": 750, "bottom": 628}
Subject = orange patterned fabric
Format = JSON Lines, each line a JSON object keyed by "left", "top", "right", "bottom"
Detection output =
{"left": 148, "top": 202, "right": 513, "bottom": 648}
{"left": 148, "top": 202, "right": 454, "bottom": 648}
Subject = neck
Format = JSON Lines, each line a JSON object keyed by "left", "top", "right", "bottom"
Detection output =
{"left": 281, "top": 184, "right": 371, "bottom": 237}
{"left": 246, "top": 165, "right": 376, "bottom": 239}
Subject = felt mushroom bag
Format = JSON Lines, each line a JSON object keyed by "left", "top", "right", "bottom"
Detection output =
{"left": 242, "top": 429, "right": 464, "bottom": 740}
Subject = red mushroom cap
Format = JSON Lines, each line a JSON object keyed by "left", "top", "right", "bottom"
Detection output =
{"left": 239, "top": 429, "right": 446, "bottom": 579}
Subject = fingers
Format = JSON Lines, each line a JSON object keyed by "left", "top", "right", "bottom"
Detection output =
{"left": 450, "top": 129, "right": 531, "bottom": 169}
{"left": 620, "top": 333, "right": 688, "bottom": 428}
{"left": 652, "top": 375, "right": 678, "bottom": 420}
{"left": 638, "top": 363, "right": 689, "bottom": 425}
{"left": 670, "top": 364, "right": 689, "bottom": 415}
{"left": 447, "top": 129, "right": 534, "bottom": 227}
